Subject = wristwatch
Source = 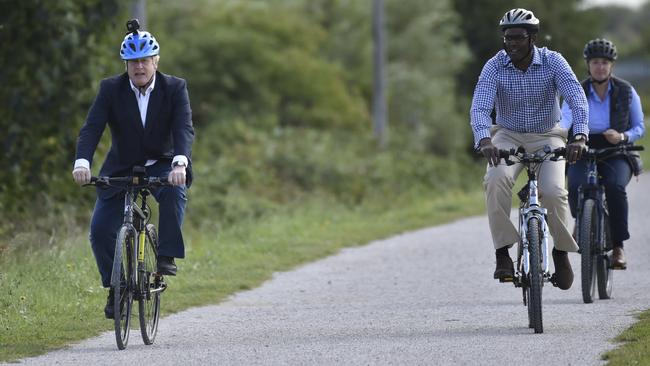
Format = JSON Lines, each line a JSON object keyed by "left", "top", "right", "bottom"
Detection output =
{"left": 573, "top": 134, "right": 586, "bottom": 143}
{"left": 172, "top": 161, "right": 187, "bottom": 168}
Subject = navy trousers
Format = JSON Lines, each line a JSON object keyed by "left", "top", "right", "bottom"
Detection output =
{"left": 567, "top": 156, "right": 632, "bottom": 244}
{"left": 89, "top": 161, "right": 187, "bottom": 287}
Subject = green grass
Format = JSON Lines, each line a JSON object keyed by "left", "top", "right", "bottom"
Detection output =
{"left": 0, "top": 189, "right": 485, "bottom": 362}
{"left": 603, "top": 311, "right": 650, "bottom": 365}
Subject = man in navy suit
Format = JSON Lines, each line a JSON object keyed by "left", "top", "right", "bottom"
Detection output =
{"left": 72, "top": 20, "right": 194, "bottom": 319}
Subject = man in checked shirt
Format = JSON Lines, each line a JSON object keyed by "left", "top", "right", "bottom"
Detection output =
{"left": 470, "top": 8, "right": 588, "bottom": 290}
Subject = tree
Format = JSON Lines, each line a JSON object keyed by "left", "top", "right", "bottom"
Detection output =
{"left": 452, "top": 0, "right": 601, "bottom": 96}
{"left": 148, "top": 0, "right": 368, "bottom": 135}
{"left": 0, "top": 0, "right": 121, "bottom": 215}
{"left": 287, "top": 0, "right": 471, "bottom": 154}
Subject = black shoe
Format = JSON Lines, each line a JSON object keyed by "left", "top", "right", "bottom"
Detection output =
{"left": 157, "top": 256, "right": 177, "bottom": 276}
{"left": 104, "top": 289, "right": 115, "bottom": 319}
{"left": 552, "top": 248, "right": 574, "bottom": 290}
{"left": 494, "top": 254, "right": 514, "bottom": 280}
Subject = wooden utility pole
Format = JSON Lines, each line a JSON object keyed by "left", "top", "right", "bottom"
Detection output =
{"left": 372, "top": 0, "right": 388, "bottom": 147}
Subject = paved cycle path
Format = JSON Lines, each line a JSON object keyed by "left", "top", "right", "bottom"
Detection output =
{"left": 8, "top": 173, "right": 650, "bottom": 365}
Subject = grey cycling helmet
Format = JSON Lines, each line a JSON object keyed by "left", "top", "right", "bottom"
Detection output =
{"left": 583, "top": 38, "right": 617, "bottom": 61}
{"left": 499, "top": 8, "right": 540, "bottom": 34}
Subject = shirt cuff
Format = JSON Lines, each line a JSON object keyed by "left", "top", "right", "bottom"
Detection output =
{"left": 172, "top": 155, "right": 189, "bottom": 168}
{"left": 473, "top": 129, "right": 492, "bottom": 149}
{"left": 571, "top": 124, "right": 589, "bottom": 137}
{"left": 73, "top": 159, "right": 90, "bottom": 171}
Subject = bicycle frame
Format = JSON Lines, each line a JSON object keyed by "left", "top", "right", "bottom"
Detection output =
{"left": 517, "top": 166, "right": 551, "bottom": 284}
{"left": 87, "top": 169, "right": 169, "bottom": 349}
{"left": 575, "top": 158, "right": 608, "bottom": 253}
{"left": 571, "top": 145, "right": 646, "bottom": 302}
{"left": 109, "top": 180, "right": 152, "bottom": 291}
{"left": 518, "top": 176, "right": 550, "bottom": 280}
{"left": 573, "top": 144, "right": 644, "bottom": 255}
{"left": 498, "top": 145, "right": 564, "bottom": 287}
{"left": 122, "top": 186, "right": 151, "bottom": 265}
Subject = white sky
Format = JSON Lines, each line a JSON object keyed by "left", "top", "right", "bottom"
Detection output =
{"left": 583, "top": 0, "right": 648, "bottom": 8}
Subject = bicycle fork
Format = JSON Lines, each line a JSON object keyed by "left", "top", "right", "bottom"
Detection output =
{"left": 518, "top": 179, "right": 551, "bottom": 280}
{"left": 137, "top": 225, "right": 167, "bottom": 298}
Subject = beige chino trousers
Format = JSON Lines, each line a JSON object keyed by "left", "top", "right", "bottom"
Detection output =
{"left": 483, "top": 125, "right": 579, "bottom": 252}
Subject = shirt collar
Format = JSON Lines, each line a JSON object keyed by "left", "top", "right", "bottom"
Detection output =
{"left": 129, "top": 74, "right": 156, "bottom": 96}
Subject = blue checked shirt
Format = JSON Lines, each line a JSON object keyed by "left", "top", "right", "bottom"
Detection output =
{"left": 470, "top": 47, "right": 589, "bottom": 147}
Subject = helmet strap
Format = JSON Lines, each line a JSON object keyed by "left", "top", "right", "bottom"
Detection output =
{"left": 591, "top": 77, "right": 610, "bottom": 85}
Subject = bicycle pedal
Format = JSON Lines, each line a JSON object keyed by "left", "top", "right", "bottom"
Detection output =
{"left": 498, "top": 276, "right": 514, "bottom": 283}
{"left": 549, "top": 274, "right": 560, "bottom": 287}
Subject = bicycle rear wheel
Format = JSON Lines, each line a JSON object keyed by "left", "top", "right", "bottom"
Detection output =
{"left": 579, "top": 199, "right": 597, "bottom": 304}
{"left": 597, "top": 212, "right": 613, "bottom": 299}
{"left": 112, "top": 226, "right": 135, "bottom": 350}
{"left": 526, "top": 217, "right": 543, "bottom": 334}
{"left": 139, "top": 224, "right": 161, "bottom": 345}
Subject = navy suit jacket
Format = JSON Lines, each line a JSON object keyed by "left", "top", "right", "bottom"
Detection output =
{"left": 76, "top": 72, "right": 194, "bottom": 197}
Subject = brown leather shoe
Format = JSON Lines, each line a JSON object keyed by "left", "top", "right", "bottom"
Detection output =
{"left": 611, "top": 247, "right": 627, "bottom": 270}
{"left": 552, "top": 248, "right": 573, "bottom": 290}
{"left": 494, "top": 255, "right": 514, "bottom": 280}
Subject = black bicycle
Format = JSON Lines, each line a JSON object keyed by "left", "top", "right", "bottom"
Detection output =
{"left": 498, "top": 145, "right": 566, "bottom": 334}
{"left": 575, "top": 144, "right": 644, "bottom": 304}
{"left": 87, "top": 166, "right": 169, "bottom": 350}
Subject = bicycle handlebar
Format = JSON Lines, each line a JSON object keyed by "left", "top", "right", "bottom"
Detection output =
{"left": 497, "top": 146, "right": 566, "bottom": 166}
{"left": 86, "top": 175, "right": 170, "bottom": 188}
{"left": 581, "top": 144, "right": 644, "bottom": 160}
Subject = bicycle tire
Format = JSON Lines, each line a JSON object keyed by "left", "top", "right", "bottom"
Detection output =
{"left": 579, "top": 199, "right": 597, "bottom": 304}
{"left": 526, "top": 217, "right": 543, "bottom": 333}
{"left": 139, "top": 224, "right": 161, "bottom": 345}
{"left": 112, "top": 226, "right": 135, "bottom": 350}
{"left": 597, "top": 213, "right": 613, "bottom": 299}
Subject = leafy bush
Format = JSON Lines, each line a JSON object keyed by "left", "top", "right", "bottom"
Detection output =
{"left": 0, "top": 0, "right": 122, "bottom": 231}
{"left": 188, "top": 121, "right": 482, "bottom": 232}
{"left": 150, "top": 1, "right": 368, "bottom": 131}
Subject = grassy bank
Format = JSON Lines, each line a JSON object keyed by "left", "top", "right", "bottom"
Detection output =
{"left": 0, "top": 189, "right": 485, "bottom": 362}
{"left": 604, "top": 310, "right": 650, "bottom": 365}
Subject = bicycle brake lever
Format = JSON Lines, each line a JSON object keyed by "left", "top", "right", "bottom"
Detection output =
{"left": 505, "top": 158, "right": 515, "bottom": 166}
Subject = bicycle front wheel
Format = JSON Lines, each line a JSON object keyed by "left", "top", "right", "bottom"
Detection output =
{"left": 139, "top": 224, "right": 161, "bottom": 345}
{"left": 597, "top": 212, "right": 613, "bottom": 299}
{"left": 112, "top": 225, "right": 135, "bottom": 350}
{"left": 526, "top": 217, "right": 543, "bottom": 334}
{"left": 579, "top": 199, "right": 597, "bottom": 304}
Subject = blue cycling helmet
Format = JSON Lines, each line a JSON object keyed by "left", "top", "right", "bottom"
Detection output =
{"left": 120, "top": 30, "right": 160, "bottom": 60}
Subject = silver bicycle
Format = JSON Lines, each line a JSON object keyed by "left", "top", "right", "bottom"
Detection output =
{"left": 498, "top": 145, "right": 566, "bottom": 334}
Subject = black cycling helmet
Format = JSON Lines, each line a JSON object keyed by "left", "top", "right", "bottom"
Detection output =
{"left": 499, "top": 8, "right": 540, "bottom": 34}
{"left": 583, "top": 38, "right": 617, "bottom": 61}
